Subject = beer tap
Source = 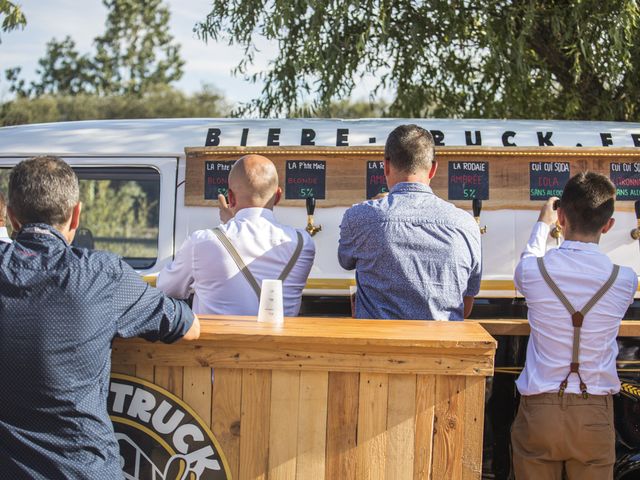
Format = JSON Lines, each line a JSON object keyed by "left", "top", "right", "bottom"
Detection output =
{"left": 630, "top": 200, "right": 640, "bottom": 240}
{"left": 305, "top": 197, "right": 322, "bottom": 236}
{"left": 550, "top": 199, "right": 562, "bottom": 244}
{"left": 472, "top": 199, "right": 487, "bottom": 234}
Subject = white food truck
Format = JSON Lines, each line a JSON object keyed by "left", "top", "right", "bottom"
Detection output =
{"left": 1, "top": 118, "right": 639, "bottom": 306}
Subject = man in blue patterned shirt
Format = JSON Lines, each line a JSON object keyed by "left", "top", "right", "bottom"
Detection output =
{"left": 338, "top": 125, "right": 482, "bottom": 320}
{"left": 0, "top": 157, "right": 200, "bottom": 479}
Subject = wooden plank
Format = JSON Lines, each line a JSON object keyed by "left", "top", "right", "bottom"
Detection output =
{"left": 192, "top": 315, "right": 497, "bottom": 349}
{"left": 136, "top": 364, "right": 155, "bottom": 382}
{"left": 477, "top": 319, "right": 640, "bottom": 337}
{"left": 414, "top": 375, "right": 436, "bottom": 480}
{"left": 154, "top": 366, "right": 183, "bottom": 398}
{"left": 113, "top": 343, "right": 495, "bottom": 376}
{"left": 268, "top": 370, "right": 301, "bottom": 480}
{"left": 462, "top": 376, "right": 486, "bottom": 480}
{"left": 184, "top": 145, "right": 640, "bottom": 212}
{"left": 239, "top": 369, "right": 271, "bottom": 480}
{"left": 432, "top": 375, "right": 466, "bottom": 480}
{"left": 182, "top": 367, "right": 212, "bottom": 426}
{"left": 111, "top": 364, "right": 136, "bottom": 375}
{"left": 211, "top": 368, "right": 242, "bottom": 480}
{"left": 325, "top": 372, "right": 359, "bottom": 480}
{"left": 386, "top": 374, "right": 417, "bottom": 480}
{"left": 355, "top": 373, "right": 389, "bottom": 480}
{"left": 296, "top": 371, "right": 328, "bottom": 479}
{"left": 185, "top": 146, "right": 384, "bottom": 208}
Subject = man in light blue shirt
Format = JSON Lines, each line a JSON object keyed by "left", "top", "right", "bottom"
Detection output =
{"left": 338, "top": 124, "right": 481, "bottom": 320}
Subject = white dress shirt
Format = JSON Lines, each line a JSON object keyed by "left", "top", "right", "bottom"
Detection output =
{"left": 157, "top": 208, "right": 315, "bottom": 316}
{"left": 0, "top": 226, "right": 11, "bottom": 243}
{"left": 514, "top": 222, "right": 637, "bottom": 395}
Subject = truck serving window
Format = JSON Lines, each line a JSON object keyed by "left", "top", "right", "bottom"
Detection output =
{"left": 72, "top": 167, "right": 160, "bottom": 269}
{"left": 0, "top": 166, "right": 160, "bottom": 270}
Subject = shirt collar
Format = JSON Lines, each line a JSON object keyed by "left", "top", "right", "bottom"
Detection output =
{"left": 17, "top": 223, "right": 69, "bottom": 244}
{"left": 389, "top": 182, "right": 434, "bottom": 195}
{"left": 559, "top": 240, "right": 600, "bottom": 253}
{"left": 234, "top": 207, "right": 276, "bottom": 222}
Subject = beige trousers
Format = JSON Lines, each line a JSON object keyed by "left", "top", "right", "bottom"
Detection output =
{"left": 511, "top": 393, "right": 615, "bottom": 480}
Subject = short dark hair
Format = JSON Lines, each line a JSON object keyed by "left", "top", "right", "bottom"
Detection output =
{"left": 9, "top": 156, "right": 79, "bottom": 228}
{"left": 560, "top": 172, "right": 615, "bottom": 235}
{"left": 384, "top": 125, "right": 435, "bottom": 174}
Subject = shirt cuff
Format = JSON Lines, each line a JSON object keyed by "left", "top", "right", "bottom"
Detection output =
{"left": 163, "top": 300, "right": 195, "bottom": 344}
{"left": 521, "top": 221, "right": 550, "bottom": 258}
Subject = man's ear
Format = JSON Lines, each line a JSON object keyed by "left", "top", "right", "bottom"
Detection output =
{"left": 69, "top": 202, "right": 82, "bottom": 231}
{"left": 383, "top": 157, "right": 390, "bottom": 177}
{"left": 228, "top": 189, "right": 236, "bottom": 208}
{"left": 427, "top": 161, "right": 438, "bottom": 180}
{"left": 7, "top": 206, "right": 21, "bottom": 231}
{"left": 601, "top": 217, "right": 615, "bottom": 234}
{"left": 273, "top": 186, "right": 282, "bottom": 206}
{"left": 557, "top": 208, "right": 566, "bottom": 227}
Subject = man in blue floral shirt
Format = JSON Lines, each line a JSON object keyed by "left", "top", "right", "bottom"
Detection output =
{"left": 339, "top": 125, "right": 482, "bottom": 320}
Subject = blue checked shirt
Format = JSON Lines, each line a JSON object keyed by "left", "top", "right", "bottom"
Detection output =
{"left": 0, "top": 224, "right": 194, "bottom": 479}
{"left": 338, "top": 182, "right": 482, "bottom": 320}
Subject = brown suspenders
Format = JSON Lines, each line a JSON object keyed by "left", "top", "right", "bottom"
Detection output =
{"left": 212, "top": 227, "right": 304, "bottom": 300}
{"left": 536, "top": 257, "right": 620, "bottom": 398}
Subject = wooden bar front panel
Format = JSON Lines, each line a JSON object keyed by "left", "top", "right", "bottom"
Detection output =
{"left": 111, "top": 364, "right": 486, "bottom": 480}
{"left": 112, "top": 316, "right": 497, "bottom": 479}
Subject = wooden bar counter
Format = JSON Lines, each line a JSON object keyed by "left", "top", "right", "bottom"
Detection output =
{"left": 111, "top": 315, "right": 497, "bottom": 480}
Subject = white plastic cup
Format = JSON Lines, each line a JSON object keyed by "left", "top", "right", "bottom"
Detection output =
{"left": 257, "top": 279, "right": 284, "bottom": 324}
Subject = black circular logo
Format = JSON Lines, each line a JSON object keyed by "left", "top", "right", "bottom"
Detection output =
{"left": 108, "top": 374, "right": 231, "bottom": 480}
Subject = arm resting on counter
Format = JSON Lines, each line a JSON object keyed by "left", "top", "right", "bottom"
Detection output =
{"left": 180, "top": 314, "right": 201, "bottom": 341}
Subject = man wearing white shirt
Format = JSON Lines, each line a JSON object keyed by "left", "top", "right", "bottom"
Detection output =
{"left": 0, "top": 192, "right": 11, "bottom": 243}
{"left": 157, "top": 155, "right": 315, "bottom": 316}
{"left": 512, "top": 172, "right": 637, "bottom": 479}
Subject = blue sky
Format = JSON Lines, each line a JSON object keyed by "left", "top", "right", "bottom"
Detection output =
{"left": 0, "top": 0, "right": 275, "bottom": 105}
{"left": 0, "top": 0, "right": 383, "bottom": 109}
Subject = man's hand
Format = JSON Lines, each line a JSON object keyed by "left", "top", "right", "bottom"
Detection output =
{"left": 218, "top": 194, "right": 234, "bottom": 224}
{"left": 537, "top": 197, "right": 559, "bottom": 225}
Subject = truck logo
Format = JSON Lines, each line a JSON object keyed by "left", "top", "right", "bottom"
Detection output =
{"left": 108, "top": 374, "right": 231, "bottom": 480}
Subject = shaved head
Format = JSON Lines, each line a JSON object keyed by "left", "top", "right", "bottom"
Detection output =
{"left": 228, "top": 155, "right": 280, "bottom": 209}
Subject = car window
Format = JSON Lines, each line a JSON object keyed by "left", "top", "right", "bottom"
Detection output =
{"left": 0, "top": 167, "right": 160, "bottom": 269}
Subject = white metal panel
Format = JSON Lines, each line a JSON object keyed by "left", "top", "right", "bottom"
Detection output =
{"left": 1, "top": 118, "right": 640, "bottom": 157}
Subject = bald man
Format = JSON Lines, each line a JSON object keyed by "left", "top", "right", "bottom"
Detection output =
{"left": 157, "top": 155, "right": 315, "bottom": 315}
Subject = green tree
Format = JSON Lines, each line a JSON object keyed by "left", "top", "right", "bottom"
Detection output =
{"left": 6, "top": 0, "right": 184, "bottom": 97}
{"left": 93, "top": 0, "right": 184, "bottom": 95}
{"left": 27, "top": 37, "right": 96, "bottom": 96}
{"left": 196, "top": 0, "right": 640, "bottom": 121}
{"left": 0, "top": 84, "right": 229, "bottom": 126}
{"left": 294, "top": 98, "right": 390, "bottom": 118}
{"left": 0, "top": 0, "right": 26, "bottom": 42}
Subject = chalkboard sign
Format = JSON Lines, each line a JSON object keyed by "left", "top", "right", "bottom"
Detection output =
{"left": 285, "top": 160, "right": 327, "bottom": 199}
{"left": 448, "top": 161, "right": 489, "bottom": 200}
{"left": 204, "top": 161, "right": 234, "bottom": 200}
{"left": 366, "top": 161, "right": 388, "bottom": 199}
{"left": 529, "top": 162, "right": 570, "bottom": 200}
{"left": 610, "top": 162, "right": 640, "bottom": 201}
